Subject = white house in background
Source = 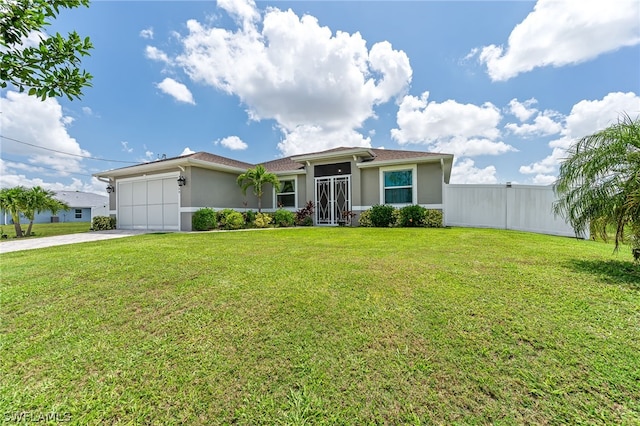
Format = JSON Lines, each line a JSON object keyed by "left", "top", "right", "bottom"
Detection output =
{"left": 1, "top": 191, "right": 108, "bottom": 225}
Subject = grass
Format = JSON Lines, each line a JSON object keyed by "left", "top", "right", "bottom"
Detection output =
{"left": 1, "top": 227, "right": 639, "bottom": 424}
{"left": 0, "top": 222, "right": 91, "bottom": 240}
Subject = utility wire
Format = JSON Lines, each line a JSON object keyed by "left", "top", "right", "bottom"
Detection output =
{"left": 0, "top": 135, "right": 138, "bottom": 164}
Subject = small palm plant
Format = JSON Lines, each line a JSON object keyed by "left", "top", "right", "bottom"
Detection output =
{"left": 236, "top": 165, "right": 280, "bottom": 213}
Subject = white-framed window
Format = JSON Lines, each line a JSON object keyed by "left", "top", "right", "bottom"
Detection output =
{"left": 380, "top": 165, "right": 417, "bottom": 205}
{"left": 276, "top": 178, "right": 296, "bottom": 208}
{"left": 75, "top": 209, "right": 82, "bottom": 219}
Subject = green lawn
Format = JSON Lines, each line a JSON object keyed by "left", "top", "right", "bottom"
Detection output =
{"left": 1, "top": 228, "right": 638, "bottom": 424}
{"left": 1, "top": 221, "right": 91, "bottom": 240}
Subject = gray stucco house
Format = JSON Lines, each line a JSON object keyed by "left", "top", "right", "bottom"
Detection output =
{"left": 93, "top": 147, "right": 454, "bottom": 231}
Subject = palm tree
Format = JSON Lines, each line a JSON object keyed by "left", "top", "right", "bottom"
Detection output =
{"left": 0, "top": 186, "right": 27, "bottom": 237}
{"left": 553, "top": 114, "right": 640, "bottom": 254}
{"left": 236, "top": 164, "right": 280, "bottom": 213}
{"left": 22, "top": 187, "right": 69, "bottom": 237}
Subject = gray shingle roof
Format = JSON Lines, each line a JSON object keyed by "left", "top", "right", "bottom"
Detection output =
{"left": 55, "top": 191, "right": 108, "bottom": 208}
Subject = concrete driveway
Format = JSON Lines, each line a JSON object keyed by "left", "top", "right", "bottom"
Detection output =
{"left": 0, "top": 230, "right": 152, "bottom": 254}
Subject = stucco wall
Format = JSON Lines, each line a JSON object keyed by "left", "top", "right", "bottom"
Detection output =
{"left": 188, "top": 167, "right": 275, "bottom": 210}
{"left": 359, "top": 168, "right": 380, "bottom": 208}
{"left": 416, "top": 163, "right": 443, "bottom": 205}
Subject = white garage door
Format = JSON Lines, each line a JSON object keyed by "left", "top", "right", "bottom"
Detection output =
{"left": 117, "top": 175, "right": 179, "bottom": 230}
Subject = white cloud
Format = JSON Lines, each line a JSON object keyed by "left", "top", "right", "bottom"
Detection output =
{"left": 0, "top": 159, "right": 106, "bottom": 194}
{"left": 450, "top": 158, "right": 498, "bottom": 184}
{"left": 278, "top": 125, "right": 371, "bottom": 156}
{"left": 82, "top": 106, "right": 93, "bottom": 116}
{"left": 475, "top": 0, "right": 640, "bottom": 81}
{"left": 0, "top": 91, "right": 89, "bottom": 174}
{"left": 180, "top": 147, "right": 196, "bottom": 156}
{"left": 121, "top": 141, "right": 133, "bottom": 153}
{"left": 505, "top": 111, "right": 563, "bottom": 137}
{"left": 506, "top": 98, "right": 538, "bottom": 122}
{"left": 140, "top": 27, "right": 154, "bottom": 39}
{"left": 391, "top": 92, "right": 515, "bottom": 157}
{"left": 216, "top": 136, "right": 248, "bottom": 150}
{"left": 156, "top": 78, "right": 195, "bottom": 104}
{"left": 145, "top": 46, "right": 170, "bottom": 63}
{"left": 519, "top": 91, "right": 640, "bottom": 177}
{"left": 532, "top": 174, "right": 557, "bottom": 185}
{"left": 170, "top": 1, "right": 411, "bottom": 156}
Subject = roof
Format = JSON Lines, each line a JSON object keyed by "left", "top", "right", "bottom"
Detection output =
{"left": 55, "top": 191, "right": 108, "bottom": 208}
{"left": 95, "top": 147, "right": 454, "bottom": 181}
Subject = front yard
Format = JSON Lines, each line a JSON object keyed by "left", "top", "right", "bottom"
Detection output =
{"left": 1, "top": 228, "right": 638, "bottom": 424}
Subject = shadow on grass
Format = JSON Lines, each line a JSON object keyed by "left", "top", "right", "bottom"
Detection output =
{"left": 568, "top": 259, "right": 640, "bottom": 289}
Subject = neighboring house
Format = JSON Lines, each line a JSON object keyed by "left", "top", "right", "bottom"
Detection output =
{"left": 1, "top": 191, "right": 108, "bottom": 225}
{"left": 93, "top": 147, "right": 454, "bottom": 231}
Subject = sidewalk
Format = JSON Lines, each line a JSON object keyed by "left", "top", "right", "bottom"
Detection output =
{"left": 0, "top": 230, "right": 151, "bottom": 254}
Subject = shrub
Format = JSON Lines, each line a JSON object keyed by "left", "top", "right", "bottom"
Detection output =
{"left": 92, "top": 215, "right": 116, "bottom": 231}
{"left": 223, "top": 211, "right": 245, "bottom": 230}
{"left": 399, "top": 205, "right": 427, "bottom": 227}
{"left": 391, "top": 208, "right": 402, "bottom": 227}
{"left": 192, "top": 208, "right": 216, "bottom": 231}
{"left": 216, "top": 209, "right": 236, "bottom": 227}
{"left": 254, "top": 213, "right": 272, "bottom": 228}
{"left": 423, "top": 209, "right": 444, "bottom": 228}
{"left": 299, "top": 216, "right": 314, "bottom": 227}
{"left": 274, "top": 209, "right": 295, "bottom": 227}
{"left": 295, "top": 201, "right": 314, "bottom": 226}
{"left": 244, "top": 210, "right": 256, "bottom": 226}
{"left": 358, "top": 210, "right": 372, "bottom": 227}
{"left": 369, "top": 204, "right": 396, "bottom": 227}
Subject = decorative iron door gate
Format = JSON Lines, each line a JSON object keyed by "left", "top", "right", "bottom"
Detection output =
{"left": 315, "top": 175, "right": 351, "bottom": 225}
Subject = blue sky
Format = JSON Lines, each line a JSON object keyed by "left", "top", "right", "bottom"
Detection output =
{"left": 1, "top": 0, "right": 639, "bottom": 194}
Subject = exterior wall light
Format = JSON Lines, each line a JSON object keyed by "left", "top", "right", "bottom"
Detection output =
{"left": 106, "top": 184, "right": 115, "bottom": 193}
{"left": 177, "top": 176, "right": 186, "bottom": 187}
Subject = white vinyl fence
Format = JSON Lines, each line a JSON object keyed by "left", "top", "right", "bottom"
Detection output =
{"left": 444, "top": 184, "right": 588, "bottom": 239}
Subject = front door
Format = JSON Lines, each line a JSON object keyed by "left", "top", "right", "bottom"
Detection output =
{"left": 315, "top": 175, "right": 351, "bottom": 225}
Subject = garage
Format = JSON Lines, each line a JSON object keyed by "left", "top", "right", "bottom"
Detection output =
{"left": 117, "top": 173, "right": 180, "bottom": 231}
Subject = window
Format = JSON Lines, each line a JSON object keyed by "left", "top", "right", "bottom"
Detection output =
{"left": 277, "top": 179, "right": 296, "bottom": 208}
{"left": 75, "top": 209, "right": 82, "bottom": 219}
{"left": 381, "top": 166, "right": 416, "bottom": 204}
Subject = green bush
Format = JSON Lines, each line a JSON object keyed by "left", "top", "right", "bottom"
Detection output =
{"left": 391, "top": 209, "right": 402, "bottom": 227}
{"left": 423, "top": 209, "right": 444, "bottom": 228}
{"left": 254, "top": 213, "right": 272, "bottom": 228}
{"left": 358, "top": 210, "right": 372, "bottom": 227}
{"left": 399, "top": 205, "right": 427, "bottom": 227}
{"left": 192, "top": 208, "right": 216, "bottom": 231}
{"left": 223, "top": 211, "right": 245, "bottom": 230}
{"left": 92, "top": 215, "right": 116, "bottom": 231}
{"left": 216, "top": 209, "right": 235, "bottom": 227}
{"left": 244, "top": 210, "right": 256, "bottom": 226}
{"left": 299, "top": 216, "right": 314, "bottom": 227}
{"left": 274, "top": 209, "right": 295, "bottom": 227}
{"left": 369, "top": 204, "right": 396, "bottom": 227}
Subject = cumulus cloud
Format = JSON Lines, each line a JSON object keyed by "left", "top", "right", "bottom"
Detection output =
{"left": 216, "top": 136, "right": 248, "bottom": 150}
{"left": 474, "top": 0, "right": 640, "bottom": 81}
{"left": 0, "top": 91, "right": 89, "bottom": 174}
{"left": 519, "top": 91, "right": 640, "bottom": 177}
{"left": 391, "top": 91, "right": 516, "bottom": 157}
{"left": 180, "top": 147, "right": 196, "bottom": 156}
{"left": 505, "top": 111, "right": 563, "bottom": 137}
{"left": 156, "top": 78, "right": 195, "bottom": 104}
{"left": 140, "top": 27, "right": 154, "bottom": 39}
{"left": 507, "top": 98, "right": 538, "bottom": 122}
{"left": 168, "top": 0, "right": 411, "bottom": 156}
{"left": 0, "top": 159, "right": 106, "bottom": 193}
{"left": 278, "top": 126, "right": 371, "bottom": 156}
{"left": 145, "top": 46, "right": 170, "bottom": 63}
{"left": 450, "top": 159, "right": 498, "bottom": 184}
